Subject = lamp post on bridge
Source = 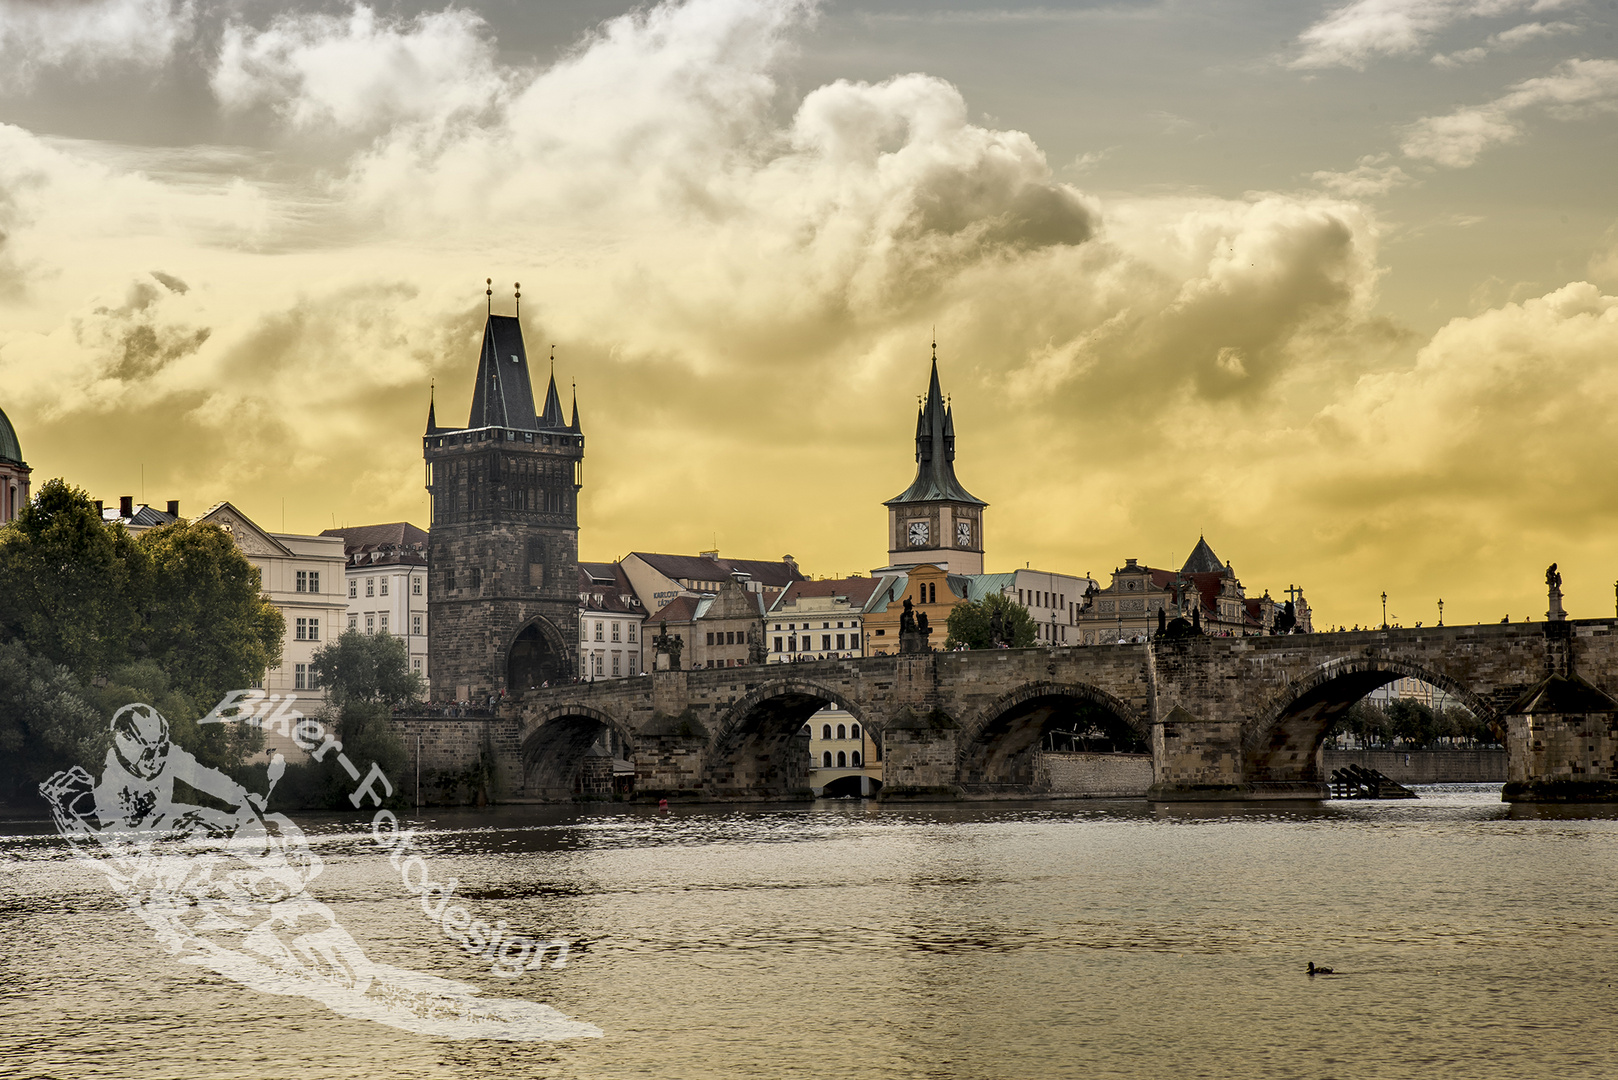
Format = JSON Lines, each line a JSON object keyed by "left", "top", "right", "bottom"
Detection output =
{"left": 1437, "top": 598, "right": 1444, "bottom": 627}
{"left": 1381, "top": 591, "right": 1388, "bottom": 630}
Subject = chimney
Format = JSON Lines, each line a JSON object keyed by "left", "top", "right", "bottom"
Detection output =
{"left": 119, "top": 495, "right": 133, "bottom": 518}
{"left": 167, "top": 500, "right": 179, "bottom": 517}
{"left": 94, "top": 500, "right": 104, "bottom": 516}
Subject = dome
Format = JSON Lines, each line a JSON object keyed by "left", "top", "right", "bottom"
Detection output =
{"left": 0, "top": 406, "right": 22, "bottom": 466}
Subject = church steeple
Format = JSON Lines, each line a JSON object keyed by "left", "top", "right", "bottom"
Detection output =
{"left": 569, "top": 381, "right": 581, "bottom": 433}
{"left": 425, "top": 383, "right": 438, "bottom": 435}
{"left": 887, "top": 341, "right": 985, "bottom": 509}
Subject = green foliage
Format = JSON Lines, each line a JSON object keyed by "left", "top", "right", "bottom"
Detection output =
{"left": 1331, "top": 696, "right": 1495, "bottom": 749}
{"left": 0, "top": 640, "right": 103, "bottom": 803}
{"left": 944, "top": 592, "right": 1037, "bottom": 650}
{"left": 311, "top": 628, "right": 424, "bottom": 708}
{"left": 135, "top": 521, "right": 284, "bottom": 704}
{"left": 0, "top": 478, "right": 146, "bottom": 678}
{"left": 0, "top": 481, "right": 285, "bottom": 800}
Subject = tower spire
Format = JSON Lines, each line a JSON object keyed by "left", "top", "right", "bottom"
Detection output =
{"left": 569, "top": 379, "right": 581, "bottom": 433}
{"left": 485, "top": 277, "right": 491, "bottom": 314}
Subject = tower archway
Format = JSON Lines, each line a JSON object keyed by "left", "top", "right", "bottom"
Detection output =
{"left": 507, "top": 617, "right": 569, "bottom": 692}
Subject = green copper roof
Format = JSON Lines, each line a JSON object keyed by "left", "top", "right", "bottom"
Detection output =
{"left": 885, "top": 349, "right": 986, "bottom": 508}
{"left": 0, "top": 406, "right": 22, "bottom": 466}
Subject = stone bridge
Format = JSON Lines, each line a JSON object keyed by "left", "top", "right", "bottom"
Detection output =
{"left": 417, "top": 619, "right": 1618, "bottom": 801}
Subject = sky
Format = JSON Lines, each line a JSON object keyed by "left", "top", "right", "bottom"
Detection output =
{"left": 0, "top": 0, "right": 1616, "bottom": 629}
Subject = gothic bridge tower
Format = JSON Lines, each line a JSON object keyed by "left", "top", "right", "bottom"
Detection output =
{"left": 424, "top": 306, "right": 583, "bottom": 700}
{"left": 882, "top": 343, "right": 987, "bottom": 575}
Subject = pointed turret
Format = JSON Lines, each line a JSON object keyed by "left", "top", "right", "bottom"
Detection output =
{"left": 886, "top": 341, "right": 985, "bottom": 508}
{"left": 1181, "top": 535, "right": 1225, "bottom": 576}
{"left": 467, "top": 314, "right": 539, "bottom": 430}
{"left": 569, "top": 383, "right": 581, "bottom": 433}
{"left": 539, "top": 370, "right": 567, "bottom": 429}
{"left": 425, "top": 389, "right": 438, "bottom": 435}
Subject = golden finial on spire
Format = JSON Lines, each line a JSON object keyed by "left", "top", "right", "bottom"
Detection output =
{"left": 485, "top": 277, "right": 492, "bottom": 313}
{"left": 550, "top": 344, "right": 555, "bottom": 375}
{"left": 514, "top": 282, "right": 521, "bottom": 316}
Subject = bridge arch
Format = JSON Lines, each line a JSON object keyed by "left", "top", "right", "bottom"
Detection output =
{"left": 520, "top": 702, "right": 636, "bottom": 798}
{"left": 1244, "top": 655, "right": 1494, "bottom": 787}
{"left": 958, "top": 681, "right": 1146, "bottom": 792}
{"left": 705, "top": 678, "right": 871, "bottom": 798}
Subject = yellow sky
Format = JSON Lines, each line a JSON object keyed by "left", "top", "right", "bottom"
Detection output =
{"left": 2, "top": 0, "right": 1618, "bottom": 629}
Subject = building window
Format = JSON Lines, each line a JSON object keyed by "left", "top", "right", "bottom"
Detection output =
{"left": 821, "top": 635, "right": 831, "bottom": 650}
{"left": 789, "top": 636, "right": 797, "bottom": 652}
{"left": 294, "top": 663, "right": 308, "bottom": 690}
{"left": 851, "top": 724, "right": 860, "bottom": 739}
{"left": 412, "top": 576, "right": 422, "bottom": 595}
{"left": 775, "top": 623, "right": 781, "bottom": 631}
{"left": 593, "top": 654, "right": 604, "bottom": 676}
{"left": 627, "top": 623, "right": 637, "bottom": 642}
{"left": 851, "top": 751, "right": 862, "bottom": 767}
{"left": 380, "top": 578, "right": 389, "bottom": 597}
{"left": 611, "top": 622, "right": 621, "bottom": 642}
{"left": 412, "top": 658, "right": 422, "bottom": 672}
{"left": 412, "top": 614, "right": 423, "bottom": 635}
{"left": 850, "top": 632, "right": 860, "bottom": 650}
{"left": 470, "top": 568, "right": 482, "bottom": 590}
{"left": 580, "top": 621, "right": 588, "bottom": 640}
{"left": 445, "top": 569, "right": 456, "bottom": 592}
{"left": 837, "top": 751, "right": 847, "bottom": 767}
{"left": 836, "top": 724, "right": 846, "bottom": 739}
{"left": 296, "top": 570, "right": 308, "bottom": 593}
{"left": 822, "top": 724, "right": 832, "bottom": 740}
{"left": 612, "top": 653, "right": 621, "bottom": 676}
{"left": 835, "top": 634, "right": 845, "bottom": 650}
{"left": 595, "top": 621, "right": 604, "bottom": 641}
{"left": 366, "top": 578, "right": 375, "bottom": 597}
{"left": 822, "top": 751, "right": 832, "bottom": 767}
{"left": 348, "top": 614, "right": 357, "bottom": 630}
{"left": 365, "top": 614, "right": 375, "bottom": 634}
{"left": 774, "top": 637, "right": 783, "bottom": 652}
{"left": 295, "top": 617, "right": 307, "bottom": 641}
{"left": 379, "top": 613, "right": 388, "bottom": 634}
{"left": 348, "top": 579, "right": 357, "bottom": 599}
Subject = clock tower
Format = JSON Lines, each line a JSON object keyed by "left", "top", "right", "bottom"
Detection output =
{"left": 879, "top": 344, "right": 987, "bottom": 575}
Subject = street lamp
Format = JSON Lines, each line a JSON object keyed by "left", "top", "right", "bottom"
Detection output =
{"left": 1381, "top": 591, "right": 1388, "bottom": 630}
{"left": 1437, "top": 598, "right": 1444, "bottom": 627}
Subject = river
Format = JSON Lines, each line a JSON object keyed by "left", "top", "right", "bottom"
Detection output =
{"left": 4, "top": 785, "right": 1618, "bottom": 1079}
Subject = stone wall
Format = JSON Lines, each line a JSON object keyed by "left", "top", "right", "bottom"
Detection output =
{"left": 388, "top": 716, "right": 525, "bottom": 804}
{"left": 1035, "top": 751, "right": 1152, "bottom": 797}
{"left": 1324, "top": 748, "right": 1507, "bottom": 784}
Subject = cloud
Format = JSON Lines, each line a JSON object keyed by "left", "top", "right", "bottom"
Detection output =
{"left": 1311, "top": 153, "right": 1413, "bottom": 197}
{"left": 212, "top": 5, "right": 507, "bottom": 133}
{"left": 1430, "top": 18, "right": 1578, "bottom": 65}
{"left": 0, "top": 0, "right": 193, "bottom": 87}
{"left": 1401, "top": 58, "right": 1618, "bottom": 166}
{"left": 1289, "top": 0, "right": 1556, "bottom": 71}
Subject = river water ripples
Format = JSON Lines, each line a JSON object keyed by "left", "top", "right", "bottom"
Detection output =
{"left": 5, "top": 785, "right": 1618, "bottom": 1079}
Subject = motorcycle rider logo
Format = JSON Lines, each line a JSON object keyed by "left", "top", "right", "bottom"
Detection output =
{"left": 40, "top": 701, "right": 601, "bottom": 1042}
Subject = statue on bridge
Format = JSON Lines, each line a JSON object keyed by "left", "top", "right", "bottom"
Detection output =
{"left": 652, "top": 620, "right": 684, "bottom": 671}
{"left": 1547, "top": 563, "right": 1567, "bottom": 622}
{"left": 899, "top": 597, "right": 931, "bottom": 655}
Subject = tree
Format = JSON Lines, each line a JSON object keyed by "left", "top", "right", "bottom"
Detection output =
{"left": 0, "top": 640, "right": 103, "bottom": 803}
{"left": 136, "top": 520, "right": 284, "bottom": 704}
{"left": 0, "top": 482, "right": 285, "bottom": 800}
{"left": 0, "top": 478, "right": 146, "bottom": 679}
{"left": 284, "top": 630, "right": 419, "bottom": 810}
{"left": 310, "top": 628, "right": 425, "bottom": 708}
{"left": 945, "top": 592, "right": 1037, "bottom": 650}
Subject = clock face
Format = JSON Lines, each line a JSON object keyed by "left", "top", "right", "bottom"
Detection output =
{"left": 956, "top": 521, "right": 971, "bottom": 548}
{"left": 907, "top": 520, "right": 930, "bottom": 547}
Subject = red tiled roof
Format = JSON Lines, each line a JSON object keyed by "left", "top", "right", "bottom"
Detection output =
{"left": 774, "top": 577, "right": 883, "bottom": 608}
{"left": 648, "top": 595, "right": 702, "bottom": 624}
{"left": 631, "top": 551, "right": 805, "bottom": 589}
{"left": 577, "top": 563, "right": 648, "bottom": 615}
{"left": 321, "top": 521, "right": 428, "bottom": 554}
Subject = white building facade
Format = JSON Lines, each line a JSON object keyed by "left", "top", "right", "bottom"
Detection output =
{"left": 196, "top": 502, "right": 347, "bottom": 707}
{"left": 323, "top": 522, "right": 430, "bottom": 687}
{"left": 766, "top": 576, "right": 903, "bottom": 663}
{"left": 577, "top": 562, "right": 648, "bottom": 680}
